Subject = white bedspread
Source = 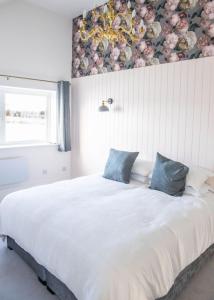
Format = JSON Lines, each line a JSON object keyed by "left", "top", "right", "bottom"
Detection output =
{"left": 1, "top": 175, "right": 214, "bottom": 300}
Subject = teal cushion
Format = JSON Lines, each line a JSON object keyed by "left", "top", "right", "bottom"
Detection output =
{"left": 103, "top": 149, "right": 139, "bottom": 184}
{"left": 150, "top": 153, "right": 189, "bottom": 196}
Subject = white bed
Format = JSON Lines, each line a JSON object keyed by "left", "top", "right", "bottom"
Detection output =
{"left": 0, "top": 174, "right": 214, "bottom": 300}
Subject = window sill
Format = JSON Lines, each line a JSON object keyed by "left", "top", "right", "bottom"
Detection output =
{"left": 0, "top": 143, "right": 58, "bottom": 150}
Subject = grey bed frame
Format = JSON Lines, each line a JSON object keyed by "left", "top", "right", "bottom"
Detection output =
{"left": 7, "top": 236, "right": 214, "bottom": 300}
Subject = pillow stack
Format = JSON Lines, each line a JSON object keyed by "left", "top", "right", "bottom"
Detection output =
{"left": 131, "top": 159, "right": 154, "bottom": 184}
{"left": 103, "top": 148, "right": 214, "bottom": 197}
{"left": 186, "top": 167, "right": 214, "bottom": 195}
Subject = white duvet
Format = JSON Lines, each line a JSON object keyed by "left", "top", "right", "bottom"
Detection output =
{"left": 1, "top": 175, "right": 214, "bottom": 300}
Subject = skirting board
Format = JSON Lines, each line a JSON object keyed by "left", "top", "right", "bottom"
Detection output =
{"left": 7, "top": 236, "right": 214, "bottom": 300}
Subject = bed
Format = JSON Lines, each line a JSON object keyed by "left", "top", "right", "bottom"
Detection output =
{"left": 0, "top": 174, "right": 214, "bottom": 300}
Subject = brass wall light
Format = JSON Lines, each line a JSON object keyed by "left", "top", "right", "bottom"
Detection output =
{"left": 98, "top": 98, "right": 113, "bottom": 112}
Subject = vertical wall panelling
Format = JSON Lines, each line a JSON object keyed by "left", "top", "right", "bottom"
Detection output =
{"left": 71, "top": 57, "right": 214, "bottom": 177}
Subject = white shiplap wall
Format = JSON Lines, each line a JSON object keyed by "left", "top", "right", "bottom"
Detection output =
{"left": 71, "top": 57, "right": 214, "bottom": 177}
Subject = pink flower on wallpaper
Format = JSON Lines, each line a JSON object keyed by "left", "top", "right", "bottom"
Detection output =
{"left": 202, "top": 45, "right": 214, "bottom": 56}
{"left": 208, "top": 23, "right": 214, "bottom": 37}
{"left": 93, "top": 53, "right": 99, "bottom": 63}
{"left": 96, "top": 58, "right": 104, "bottom": 68}
{"left": 202, "top": 1, "right": 214, "bottom": 20}
{"left": 179, "top": 11, "right": 188, "bottom": 18}
{"left": 74, "top": 71, "right": 81, "bottom": 78}
{"left": 136, "top": 0, "right": 146, "bottom": 4}
{"left": 165, "top": 10, "right": 174, "bottom": 19}
{"left": 112, "top": 16, "right": 121, "bottom": 30}
{"left": 113, "top": 63, "right": 121, "bottom": 71}
{"left": 77, "top": 19, "right": 84, "bottom": 28}
{"left": 111, "top": 47, "right": 121, "bottom": 61}
{"left": 200, "top": 18, "right": 211, "bottom": 28}
{"left": 199, "top": 0, "right": 208, "bottom": 7}
{"left": 163, "top": 47, "right": 172, "bottom": 57}
{"left": 90, "top": 67, "right": 98, "bottom": 75}
{"left": 170, "top": 13, "right": 180, "bottom": 26}
{"left": 74, "top": 58, "right": 80, "bottom": 69}
{"left": 177, "top": 52, "right": 186, "bottom": 60}
{"left": 115, "top": 1, "right": 122, "bottom": 11}
{"left": 144, "top": 6, "right": 156, "bottom": 24}
{"left": 197, "top": 35, "right": 210, "bottom": 49}
{"left": 140, "top": 6, "right": 148, "bottom": 17}
{"left": 176, "top": 18, "right": 189, "bottom": 33}
{"left": 162, "top": 23, "right": 173, "bottom": 36}
{"left": 119, "top": 3, "right": 128, "bottom": 13}
{"left": 134, "top": 58, "right": 146, "bottom": 68}
{"left": 119, "top": 42, "right": 127, "bottom": 49}
{"left": 79, "top": 48, "right": 85, "bottom": 58}
{"left": 143, "top": 46, "right": 155, "bottom": 59}
{"left": 91, "top": 40, "right": 99, "bottom": 51}
{"left": 132, "top": 49, "right": 140, "bottom": 62}
{"left": 165, "top": 0, "right": 180, "bottom": 11}
{"left": 76, "top": 45, "right": 82, "bottom": 54}
{"left": 139, "top": 40, "right": 147, "bottom": 52}
{"left": 168, "top": 52, "right": 179, "bottom": 62}
{"left": 135, "top": 21, "right": 147, "bottom": 39}
{"left": 164, "top": 33, "right": 179, "bottom": 49}
{"left": 92, "top": 15, "right": 99, "bottom": 24}
{"left": 72, "top": 0, "right": 214, "bottom": 78}
{"left": 74, "top": 31, "right": 81, "bottom": 43}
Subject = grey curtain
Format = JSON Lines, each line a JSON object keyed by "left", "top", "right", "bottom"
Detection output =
{"left": 57, "top": 81, "right": 71, "bottom": 152}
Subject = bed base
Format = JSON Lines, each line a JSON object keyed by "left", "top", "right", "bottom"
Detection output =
{"left": 7, "top": 236, "right": 214, "bottom": 300}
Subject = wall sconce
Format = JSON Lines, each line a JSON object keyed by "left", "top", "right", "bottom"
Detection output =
{"left": 98, "top": 98, "right": 113, "bottom": 112}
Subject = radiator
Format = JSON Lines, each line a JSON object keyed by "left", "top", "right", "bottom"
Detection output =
{"left": 0, "top": 157, "right": 28, "bottom": 186}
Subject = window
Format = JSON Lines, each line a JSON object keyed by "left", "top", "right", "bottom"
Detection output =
{"left": 0, "top": 86, "right": 57, "bottom": 146}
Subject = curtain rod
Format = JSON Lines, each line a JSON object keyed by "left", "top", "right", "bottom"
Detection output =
{"left": 0, "top": 74, "right": 58, "bottom": 84}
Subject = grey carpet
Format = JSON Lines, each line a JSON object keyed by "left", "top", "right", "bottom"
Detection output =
{"left": 1, "top": 239, "right": 214, "bottom": 300}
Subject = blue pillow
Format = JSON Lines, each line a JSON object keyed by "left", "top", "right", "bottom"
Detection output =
{"left": 150, "top": 153, "right": 189, "bottom": 196}
{"left": 103, "top": 149, "right": 139, "bottom": 184}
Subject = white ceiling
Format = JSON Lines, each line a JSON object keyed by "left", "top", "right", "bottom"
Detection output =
{"left": 1, "top": 0, "right": 106, "bottom": 19}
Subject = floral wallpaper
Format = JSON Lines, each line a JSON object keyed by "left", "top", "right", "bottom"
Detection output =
{"left": 72, "top": 0, "right": 214, "bottom": 78}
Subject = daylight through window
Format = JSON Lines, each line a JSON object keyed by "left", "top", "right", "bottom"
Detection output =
{"left": 0, "top": 87, "right": 57, "bottom": 146}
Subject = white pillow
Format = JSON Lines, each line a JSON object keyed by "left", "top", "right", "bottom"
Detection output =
{"left": 130, "top": 173, "right": 150, "bottom": 184}
{"left": 186, "top": 166, "right": 214, "bottom": 193}
{"left": 185, "top": 184, "right": 210, "bottom": 197}
{"left": 131, "top": 159, "right": 154, "bottom": 177}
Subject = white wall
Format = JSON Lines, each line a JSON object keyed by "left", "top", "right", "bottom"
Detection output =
{"left": 0, "top": 0, "right": 72, "bottom": 81}
{"left": 0, "top": 0, "right": 72, "bottom": 200}
{"left": 71, "top": 57, "right": 214, "bottom": 177}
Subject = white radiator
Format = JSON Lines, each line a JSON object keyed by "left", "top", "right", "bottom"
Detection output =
{"left": 0, "top": 157, "right": 28, "bottom": 186}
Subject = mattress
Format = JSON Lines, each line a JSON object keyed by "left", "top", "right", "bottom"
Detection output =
{"left": 1, "top": 175, "right": 214, "bottom": 300}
